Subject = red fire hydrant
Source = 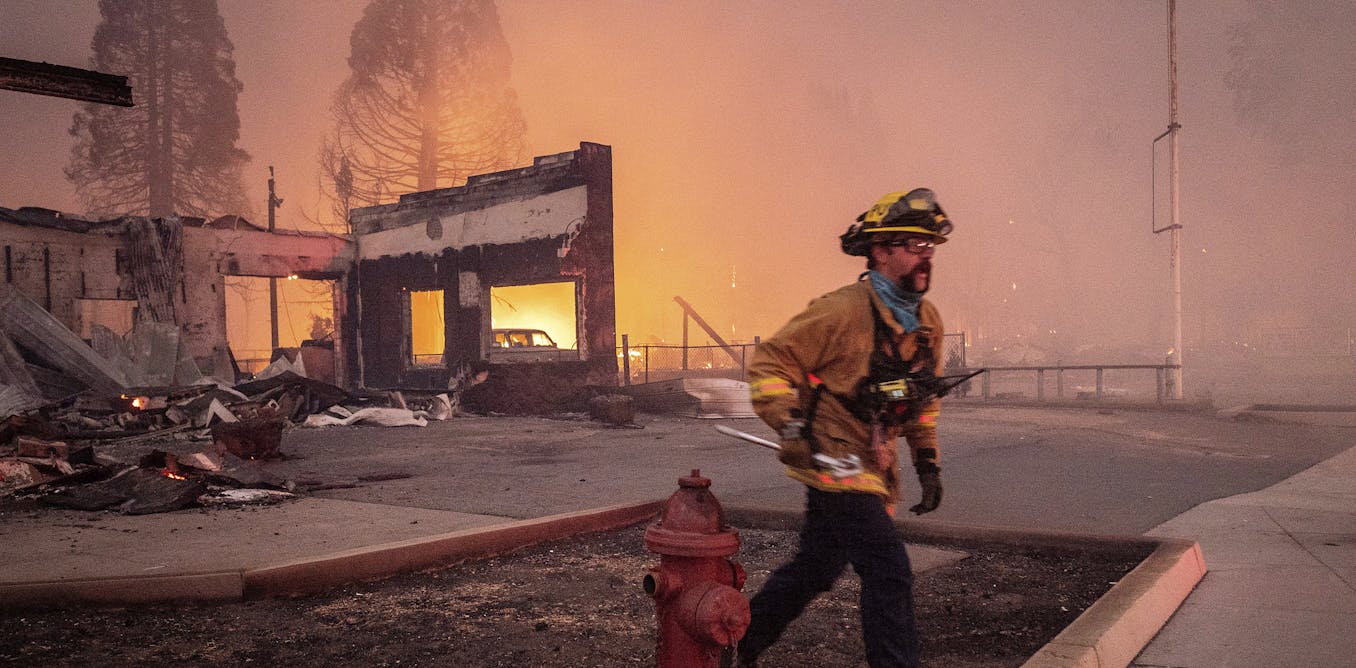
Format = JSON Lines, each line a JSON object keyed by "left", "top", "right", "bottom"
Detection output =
{"left": 643, "top": 469, "right": 749, "bottom": 668}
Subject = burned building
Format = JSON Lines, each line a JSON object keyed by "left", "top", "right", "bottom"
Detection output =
{"left": 1, "top": 142, "right": 617, "bottom": 414}
{"left": 347, "top": 142, "right": 617, "bottom": 412}
{"left": 0, "top": 206, "right": 351, "bottom": 392}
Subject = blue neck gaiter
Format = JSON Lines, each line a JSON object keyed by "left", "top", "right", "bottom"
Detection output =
{"left": 868, "top": 270, "right": 922, "bottom": 332}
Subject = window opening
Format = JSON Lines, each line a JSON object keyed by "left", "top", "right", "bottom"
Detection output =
{"left": 225, "top": 276, "right": 336, "bottom": 376}
{"left": 409, "top": 289, "right": 445, "bottom": 367}
{"left": 489, "top": 281, "right": 579, "bottom": 362}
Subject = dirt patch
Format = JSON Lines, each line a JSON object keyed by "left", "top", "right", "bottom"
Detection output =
{"left": 0, "top": 526, "right": 1144, "bottom": 667}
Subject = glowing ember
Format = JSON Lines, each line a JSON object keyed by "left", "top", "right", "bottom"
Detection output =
{"left": 160, "top": 468, "right": 187, "bottom": 481}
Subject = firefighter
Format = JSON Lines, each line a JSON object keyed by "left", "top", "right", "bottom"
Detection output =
{"left": 736, "top": 188, "right": 952, "bottom": 667}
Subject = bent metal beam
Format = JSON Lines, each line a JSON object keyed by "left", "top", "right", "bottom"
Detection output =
{"left": 0, "top": 57, "right": 134, "bottom": 107}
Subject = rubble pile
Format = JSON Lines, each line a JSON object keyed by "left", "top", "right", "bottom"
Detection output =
{"left": 1, "top": 376, "right": 461, "bottom": 514}
{"left": 0, "top": 283, "right": 465, "bottom": 515}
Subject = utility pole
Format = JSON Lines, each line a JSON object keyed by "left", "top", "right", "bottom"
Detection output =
{"left": 1167, "top": 0, "right": 1184, "bottom": 400}
{"left": 267, "top": 166, "right": 284, "bottom": 352}
{"left": 1152, "top": 2, "right": 1185, "bottom": 400}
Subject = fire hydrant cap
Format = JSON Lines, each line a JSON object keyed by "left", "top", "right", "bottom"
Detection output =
{"left": 645, "top": 469, "right": 740, "bottom": 557}
{"left": 678, "top": 469, "right": 711, "bottom": 489}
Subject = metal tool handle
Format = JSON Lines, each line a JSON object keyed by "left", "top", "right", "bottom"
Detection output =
{"left": 714, "top": 424, "right": 781, "bottom": 451}
{"left": 716, "top": 425, "right": 864, "bottom": 478}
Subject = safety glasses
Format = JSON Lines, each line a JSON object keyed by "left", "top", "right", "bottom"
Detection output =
{"left": 879, "top": 237, "right": 937, "bottom": 254}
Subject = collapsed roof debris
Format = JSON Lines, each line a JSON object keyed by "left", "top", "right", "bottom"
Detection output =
{"left": 0, "top": 283, "right": 129, "bottom": 397}
{"left": 0, "top": 291, "right": 477, "bottom": 514}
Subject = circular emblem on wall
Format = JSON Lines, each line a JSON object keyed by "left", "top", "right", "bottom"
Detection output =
{"left": 425, "top": 218, "right": 443, "bottom": 240}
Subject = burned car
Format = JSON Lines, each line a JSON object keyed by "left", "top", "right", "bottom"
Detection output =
{"left": 488, "top": 328, "right": 575, "bottom": 362}
{"left": 493, "top": 329, "right": 558, "bottom": 349}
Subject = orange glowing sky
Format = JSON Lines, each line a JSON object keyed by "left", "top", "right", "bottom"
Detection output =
{"left": 3, "top": 0, "right": 1354, "bottom": 379}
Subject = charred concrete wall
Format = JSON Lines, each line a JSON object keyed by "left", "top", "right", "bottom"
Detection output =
{"left": 349, "top": 142, "right": 617, "bottom": 411}
{"left": 1, "top": 207, "right": 353, "bottom": 385}
{"left": 180, "top": 225, "right": 352, "bottom": 382}
{"left": 1, "top": 208, "right": 130, "bottom": 339}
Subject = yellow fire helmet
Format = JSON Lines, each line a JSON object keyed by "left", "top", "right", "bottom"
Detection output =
{"left": 840, "top": 187, "right": 953, "bottom": 256}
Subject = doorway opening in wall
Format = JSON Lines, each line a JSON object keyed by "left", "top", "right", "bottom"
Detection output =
{"left": 224, "top": 276, "right": 336, "bottom": 378}
{"left": 407, "top": 289, "right": 445, "bottom": 367}
{"left": 489, "top": 280, "right": 580, "bottom": 362}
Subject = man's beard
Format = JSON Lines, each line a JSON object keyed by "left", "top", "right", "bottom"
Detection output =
{"left": 900, "top": 260, "right": 932, "bottom": 294}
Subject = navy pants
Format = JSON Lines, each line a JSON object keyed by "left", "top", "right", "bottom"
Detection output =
{"left": 739, "top": 488, "right": 920, "bottom": 667}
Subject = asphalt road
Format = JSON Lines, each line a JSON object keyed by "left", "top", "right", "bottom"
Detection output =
{"left": 269, "top": 402, "right": 1353, "bottom": 536}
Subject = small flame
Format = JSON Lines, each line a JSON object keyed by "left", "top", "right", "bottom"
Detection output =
{"left": 160, "top": 468, "right": 186, "bottom": 481}
{"left": 131, "top": 396, "right": 147, "bottom": 409}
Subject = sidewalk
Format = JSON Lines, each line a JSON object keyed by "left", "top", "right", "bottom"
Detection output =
{"left": 0, "top": 496, "right": 664, "bottom": 607}
{"left": 1134, "top": 444, "right": 1356, "bottom": 667}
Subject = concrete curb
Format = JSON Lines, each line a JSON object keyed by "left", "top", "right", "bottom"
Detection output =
{"left": 1225, "top": 403, "right": 1356, "bottom": 413}
{"left": 243, "top": 500, "right": 662, "bottom": 598}
{"left": 1020, "top": 539, "right": 1204, "bottom": 668}
{"left": 0, "top": 571, "right": 244, "bottom": 609}
{"left": 0, "top": 500, "right": 662, "bottom": 610}
{"left": 1217, "top": 403, "right": 1356, "bottom": 421}
{"left": 723, "top": 507, "right": 1207, "bottom": 668}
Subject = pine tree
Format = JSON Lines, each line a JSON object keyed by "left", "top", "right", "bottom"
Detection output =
{"left": 67, "top": 0, "right": 251, "bottom": 219}
{"left": 322, "top": 0, "right": 529, "bottom": 210}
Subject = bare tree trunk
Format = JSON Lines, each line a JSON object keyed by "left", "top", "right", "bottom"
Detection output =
{"left": 417, "top": 84, "right": 439, "bottom": 191}
{"left": 160, "top": 26, "right": 175, "bottom": 217}
{"left": 145, "top": 0, "right": 168, "bottom": 216}
{"left": 416, "top": 11, "right": 439, "bottom": 191}
{"left": 414, "top": 75, "right": 436, "bottom": 188}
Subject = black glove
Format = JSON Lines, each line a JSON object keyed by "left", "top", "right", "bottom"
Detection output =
{"left": 909, "top": 466, "right": 942, "bottom": 515}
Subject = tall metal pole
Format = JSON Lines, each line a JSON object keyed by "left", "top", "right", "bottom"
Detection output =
{"left": 268, "top": 166, "right": 282, "bottom": 352}
{"left": 1167, "top": 0, "right": 1184, "bottom": 399}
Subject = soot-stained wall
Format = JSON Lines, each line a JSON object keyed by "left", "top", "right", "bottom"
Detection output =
{"left": 350, "top": 142, "right": 616, "bottom": 411}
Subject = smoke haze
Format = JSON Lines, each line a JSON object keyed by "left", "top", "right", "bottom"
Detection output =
{"left": 3, "top": 0, "right": 1353, "bottom": 402}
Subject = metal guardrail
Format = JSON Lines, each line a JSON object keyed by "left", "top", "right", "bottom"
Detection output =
{"left": 615, "top": 336, "right": 1182, "bottom": 404}
{"left": 1245, "top": 404, "right": 1356, "bottom": 413}
{"left": 967, "top": 364, "right": 1184, "bottom": 403}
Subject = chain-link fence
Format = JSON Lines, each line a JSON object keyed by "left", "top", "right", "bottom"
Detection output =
{"left": 617, "top": 342, "right": 757, "bottom": 385}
